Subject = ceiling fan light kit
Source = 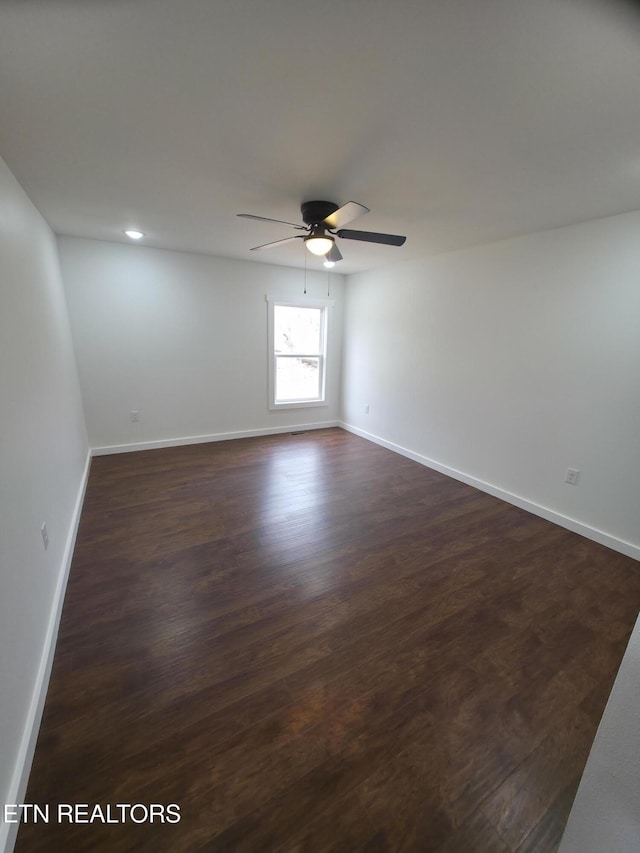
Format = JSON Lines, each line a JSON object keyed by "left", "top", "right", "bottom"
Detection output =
{"left": 304, "top": 227, "right": 334, "bottom": 256}
{"left": 237, "top": 200, "right": 406, "bottom": 264}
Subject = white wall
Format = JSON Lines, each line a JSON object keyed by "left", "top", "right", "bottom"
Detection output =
{"left": 58, "top": 237, "right": 345, "bottom": 451}
{"left": 342, "top": 211, "right": 640, "bottom": 556}
{"left": 0, "top": 157, "right": 88, "bottom": 851}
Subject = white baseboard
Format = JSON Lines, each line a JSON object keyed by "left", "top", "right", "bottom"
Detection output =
{"left": 91, "top": 421, "right": 340, "bottom": 456}
{"left": 340, "top": 422, "right": 640, "bottom": 562}
{"left": 1, "top": 449, "right": 92, "bottom": 853}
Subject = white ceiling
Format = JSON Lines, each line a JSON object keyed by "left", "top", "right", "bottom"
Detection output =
{"left": 1, "top": 0, "right": 639, "bottom": 274}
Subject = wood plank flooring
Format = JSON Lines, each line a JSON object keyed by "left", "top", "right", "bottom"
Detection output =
{"left": 16, "top": 428, "right": 640, "bottom": 852}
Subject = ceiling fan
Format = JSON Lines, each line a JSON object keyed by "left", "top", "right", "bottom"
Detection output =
{"left": 237, "top": 200, "right": 406, "bottom": 264}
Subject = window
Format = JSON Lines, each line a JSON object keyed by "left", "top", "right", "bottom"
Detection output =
{"left": 267, "top": 297, "right": 330, "bottom": 409}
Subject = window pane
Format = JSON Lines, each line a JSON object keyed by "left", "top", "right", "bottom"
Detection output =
{"left": 276, "top": 356, "right": 320, "bottom": 401}
{"left": 274, "top": 306, "right": 321, "bottom": 355}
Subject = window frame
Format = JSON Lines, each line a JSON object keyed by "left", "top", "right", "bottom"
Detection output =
{"left": 266, "top": 296, "right": 332, "bottom": 410}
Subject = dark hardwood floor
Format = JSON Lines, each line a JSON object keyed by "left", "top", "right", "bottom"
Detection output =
{"left": 16, "top": 428, "right": 640, "bottom": 852}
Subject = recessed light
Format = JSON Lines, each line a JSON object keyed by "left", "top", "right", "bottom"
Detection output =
{"left": 124, "top": 229, "right": 144, "bottom": 240}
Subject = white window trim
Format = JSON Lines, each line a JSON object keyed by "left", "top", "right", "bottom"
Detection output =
{"left": 266, "top": 295, "right": 333, "bottom": 410}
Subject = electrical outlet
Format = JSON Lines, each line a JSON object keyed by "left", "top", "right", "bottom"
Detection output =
{"left": 41, "top": 523, "right": 49, "bottom": 550}
{"left": 565, "top": 468, "right": 580, "bottom": 486}
{"left": 130, "top": 410, "right": 140, "bottom": 422}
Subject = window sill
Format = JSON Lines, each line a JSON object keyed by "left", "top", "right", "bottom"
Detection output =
{"left": 269, "top": 400, "right": 328, "bottom": 411}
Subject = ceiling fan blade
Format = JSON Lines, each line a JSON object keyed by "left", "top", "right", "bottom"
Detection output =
{"left": 326, "top": 244, "right": 343, "bottom": 263}
{"left": 322, "top": 201, "right": 370, "bottom": 229}
{"left": 337, "top": 229, "right": 406, "bottom": 246}
{"left": 237, "top": 213, "right": 306, "bottom": 230}
{"left": 250, "top": 235, "right": 304, "bottom": 251}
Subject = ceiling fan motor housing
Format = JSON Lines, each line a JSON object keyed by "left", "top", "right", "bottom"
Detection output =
{"left": 301, "top": 200, "right": 339, "bottom": 226}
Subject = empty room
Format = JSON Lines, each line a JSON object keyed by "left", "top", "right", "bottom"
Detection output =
{"left": 1, "top": 1, "right": 640, "bottom": 851}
